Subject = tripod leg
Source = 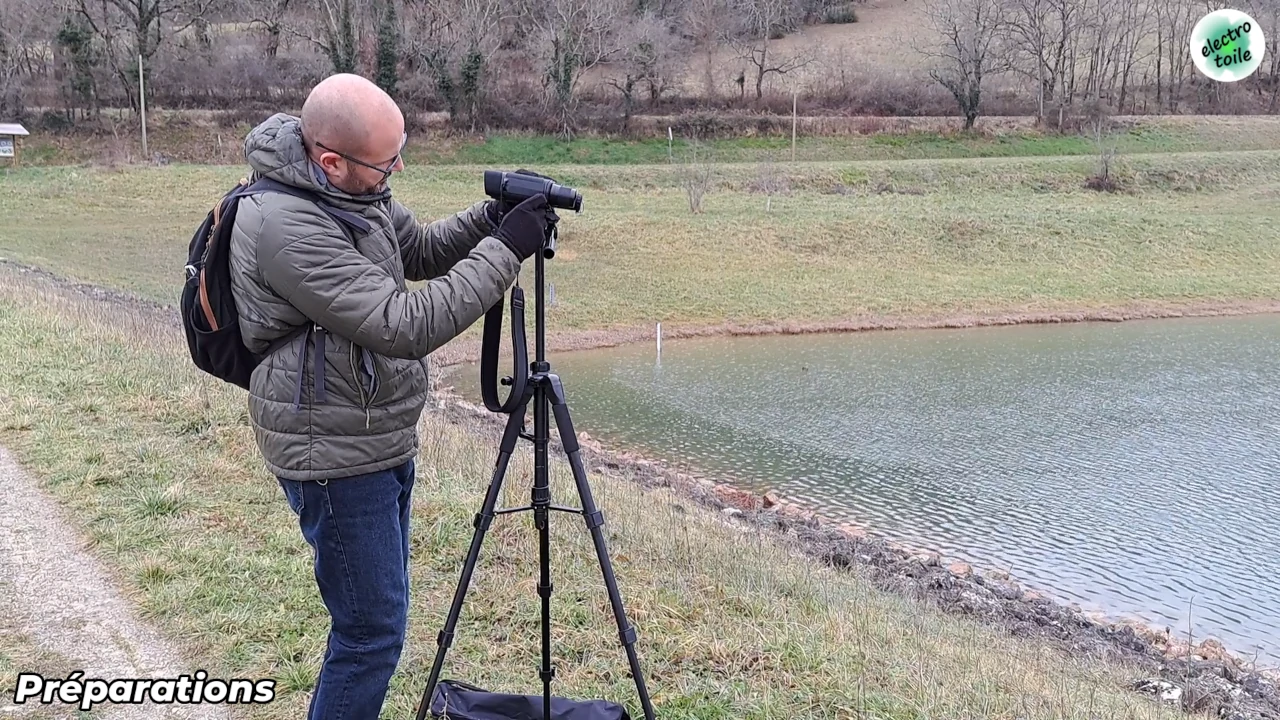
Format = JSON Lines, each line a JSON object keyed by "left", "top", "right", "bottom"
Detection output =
{"left": 544, "top": 374, "right": 658, "bottom": 720}
{"left": 415, "top": 399, "right": 528, "bottom": 720}
{"left": 532, "top": 381, "right": 554, "bottom": 720}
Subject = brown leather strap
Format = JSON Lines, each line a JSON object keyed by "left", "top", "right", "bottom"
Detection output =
{"left": 198, "top": 268, "right": 217, "bottom": 330}
{"left": 211, "top": 178, "right": 246, "bottom": 228}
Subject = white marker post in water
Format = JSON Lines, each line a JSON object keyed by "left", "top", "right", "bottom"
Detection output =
{"left": 656, "top": 322, "right": 662, "bottom": 357}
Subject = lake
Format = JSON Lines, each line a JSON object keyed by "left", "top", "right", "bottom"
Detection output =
{"left": 442, "top": 314, "right": 1280, "bottom": 665}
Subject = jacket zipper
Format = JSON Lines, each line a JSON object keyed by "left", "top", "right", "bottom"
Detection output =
{"left": 350, "top": 344, "right": 379, "bottom": 429}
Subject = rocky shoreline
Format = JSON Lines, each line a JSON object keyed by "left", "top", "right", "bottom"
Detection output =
{"left": 431, "top": 391, "right": 1280, "bottom": 720}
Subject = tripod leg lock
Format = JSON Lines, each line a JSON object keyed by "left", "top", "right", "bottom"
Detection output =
{"left": 585, "top": 510, "right": 605, "bottom": 530}
{"left": 538, "top": 580, "right": 554, "bottom": 599}
{"left": 619, "top": 625, "right": 638, "bottom": 647}
{"left": 436, "top": 629, "right": 455, "bottom": 649}
{"left": 473, "top": 511, "right": 493, "bottom": 531}
{"left": 540, "top": 666, "right": 556, "bottom": 683}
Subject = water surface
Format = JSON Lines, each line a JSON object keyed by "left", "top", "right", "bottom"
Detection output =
{"left": 444, "top": 314, "right": 1280, "bottom": 664}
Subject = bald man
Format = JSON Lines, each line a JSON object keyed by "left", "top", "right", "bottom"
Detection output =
{"left": 226, "top": 74, "right": 554, "bottom": 719}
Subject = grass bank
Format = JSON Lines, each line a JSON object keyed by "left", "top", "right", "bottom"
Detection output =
{"left": 0, "top": 264, "right": 1194, "bottom": 719}
{"left": 14, "top": 112, "right": 1280, "bottom": 167}
{"left": 3, "top": 148, "right": 1279, "bottom": 352}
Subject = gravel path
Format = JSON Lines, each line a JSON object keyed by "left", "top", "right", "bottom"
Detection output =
{"left": 0, "top": 446, "right": 234, "bottom": 720}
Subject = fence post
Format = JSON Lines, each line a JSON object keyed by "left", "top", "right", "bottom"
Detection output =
{"left": 139, "top": 54, "right": 148, "bottom": 158}
{"left": 791, "top": 88, "right": 797, "bottom": 163}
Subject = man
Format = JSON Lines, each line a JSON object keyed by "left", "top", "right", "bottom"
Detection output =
{"left": 226, "top": 73, "right": 552, "bottom": 719}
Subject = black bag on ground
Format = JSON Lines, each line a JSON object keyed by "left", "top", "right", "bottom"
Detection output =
{"left": 428, "top": 679, "right": 631, "bottom": 720}
{"left": 180, "top": 176, "right": 368, "bottom": 390}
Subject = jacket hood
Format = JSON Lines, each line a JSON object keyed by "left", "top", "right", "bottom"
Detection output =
{"left": 242, "top": 113, "right": 392, "bottom": 206}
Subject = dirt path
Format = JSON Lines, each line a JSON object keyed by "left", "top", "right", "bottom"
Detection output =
{"left": 0, "top": 447, "right": 234, "bottom": 720}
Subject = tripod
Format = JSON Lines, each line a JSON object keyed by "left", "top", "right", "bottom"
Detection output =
{"left": 414, "top": 223, "right": 657, "bottom": 720}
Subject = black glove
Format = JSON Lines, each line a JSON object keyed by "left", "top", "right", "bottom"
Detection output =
{"left": 494, "top": 194, "right": 550, "bottom": 261}
{"left": 517, "top": 170, "right": 563, "bottom": 232}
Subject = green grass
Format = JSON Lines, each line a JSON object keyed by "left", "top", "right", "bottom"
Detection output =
{"left": 398, "top": 118, "right": 1280, "bottom": 165}
{"left": 0, "top": 264, "right": 1189, "bottom": 719}
{"left": 3, "top": 149, "right": 1279, "bottom": 342}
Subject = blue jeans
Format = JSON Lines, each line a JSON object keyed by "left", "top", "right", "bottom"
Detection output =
{"left": 278, "top": 460, "right": 415, "bottom": 720}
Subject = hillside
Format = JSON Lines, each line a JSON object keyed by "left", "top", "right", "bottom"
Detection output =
{"left": 582, "top": 0, "right": 938, "bottom": 99}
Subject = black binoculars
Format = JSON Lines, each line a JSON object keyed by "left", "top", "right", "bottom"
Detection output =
{"left": 483, "top": 169, "right": 584, "bottom": 214}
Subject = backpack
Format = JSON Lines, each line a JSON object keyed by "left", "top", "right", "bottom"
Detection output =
{"left": 180, "top": 176, "right": 370, "bottom": 390}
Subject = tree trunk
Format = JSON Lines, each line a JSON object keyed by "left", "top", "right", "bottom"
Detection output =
{"left": 755, "top": 37, "right": 768, "bottom": 99}
{"left": 267, "top": 25, "right": 281, "bottom": 57}
{"left": 1156, "top": 31, "right": 1163, "bottom": 110}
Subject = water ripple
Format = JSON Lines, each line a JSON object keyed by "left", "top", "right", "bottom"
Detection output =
{"left": 448, "top": 314, "right": 1280, "bottom": 664}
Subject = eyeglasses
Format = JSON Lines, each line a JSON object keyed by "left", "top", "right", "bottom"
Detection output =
{"left": 314, "top": 132, "right": 407, "bottom": 183}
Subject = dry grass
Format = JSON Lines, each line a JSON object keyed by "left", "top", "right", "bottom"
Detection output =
{"left": 0, "top": 264, "right": 1195, "bottom": 719}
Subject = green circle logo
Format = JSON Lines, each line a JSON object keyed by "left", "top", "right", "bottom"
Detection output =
{"left": 1191, "top": 9, "right": 1266, "bottom": 81}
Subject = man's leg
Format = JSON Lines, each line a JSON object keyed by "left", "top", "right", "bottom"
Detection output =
{"left": 278, "top": 461, "right": 415, "bottom": 720}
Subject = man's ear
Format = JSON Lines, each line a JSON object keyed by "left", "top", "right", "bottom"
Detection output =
{"left": 315, "top": 151, "right": 343, "bottom": 176}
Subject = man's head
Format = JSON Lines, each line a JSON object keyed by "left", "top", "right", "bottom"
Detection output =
{"left": 300, "top": 73, "right": 407, "bottom": 196}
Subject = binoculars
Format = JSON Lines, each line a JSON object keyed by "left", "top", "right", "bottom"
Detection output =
{"left": 483, "top": 169, "right": 584, "bottom": 213}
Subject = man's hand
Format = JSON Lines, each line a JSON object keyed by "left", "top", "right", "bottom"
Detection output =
{"left": 494, "top": 194, "right": 552, "bottom": 261}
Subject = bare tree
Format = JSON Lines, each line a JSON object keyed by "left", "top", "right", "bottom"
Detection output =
{"left": 66, "top": 0, "right": 222, "bottom": 113}
{"left": 317, "top": 0, "right": 358, "bottom": 73}
{"left": 524, "top": 0, "right": 627, "bottom": 137}
{"left": 1110, "top": 0, "right": 1155, "bottom": 113}
{"left": 279, "top": 0, "right": 377, "bottom": 74}
{"left": 1003, "top": 0, "right": 1086, "bottom": 124}
{"left": 240, "top": 0, "right": 293, "bottom": 58}
{"left": 728, "top": 0, "right": 814, "bottom": 100}
{"left": 0, "top": 0, "right": 47, "bottom": 118}
{"left": 1244, "top": 0, "right": 1280, "bottom": 112}
{"left": 682, "top": 0, "right": 733, "bottom": 98}
{"left": 922, "top": 0, "right": 1013, "bottom": 130}
{"left": 402, "top": 0, "right": 503, "bottom": 129}
{"left": 602, "top": 11, "right": 686, "bottom": 126}
{"left": 1152, "top": 0, "right": 1197, "bottom": 111}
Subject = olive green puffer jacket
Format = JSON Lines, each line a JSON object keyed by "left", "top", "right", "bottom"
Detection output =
{"left": 227, "top": 113, "right": 521, "bottom": 481}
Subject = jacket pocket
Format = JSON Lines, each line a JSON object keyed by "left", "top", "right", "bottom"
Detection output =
{"left": 349, "top": 344, "right": 380, "bottom": 427}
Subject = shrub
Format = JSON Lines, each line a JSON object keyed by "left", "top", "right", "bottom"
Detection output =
{"left": 824, "top": 4, "right": 858, "bottom": 23}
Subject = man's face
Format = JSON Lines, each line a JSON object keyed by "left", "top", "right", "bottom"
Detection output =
{"left": 312, "top": 117, "right": 407, "bottom": 196}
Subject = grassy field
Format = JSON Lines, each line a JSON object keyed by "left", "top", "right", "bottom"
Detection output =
{"left": 0, "top": 261, "right": 1190, "bottom": 720}
{"left": 2, "top": 141, "right": 1279, "bottom": 344}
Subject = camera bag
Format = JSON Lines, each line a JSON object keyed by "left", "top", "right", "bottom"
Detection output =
{"left": 427, "top": 679, "right": 631, "bottom": 720}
